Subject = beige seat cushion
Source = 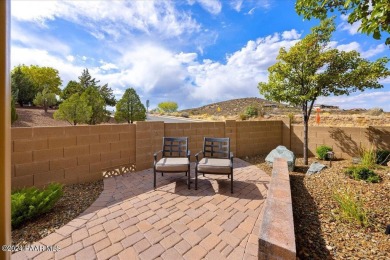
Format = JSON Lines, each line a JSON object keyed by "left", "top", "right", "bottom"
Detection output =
{"left": 197, "top": 158, "right": 231, "bottom": 174}
{"left": 155, "top": 157, "right": 189, "bottom": 172}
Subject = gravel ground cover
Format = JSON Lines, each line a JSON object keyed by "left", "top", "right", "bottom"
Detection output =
{"left": 245, "top": 155, "right": 390, "bottom": 260}
{"left": 12, "top": 180, "right": 103, "bottom": 247}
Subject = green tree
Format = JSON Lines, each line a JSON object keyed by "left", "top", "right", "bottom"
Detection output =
{"left": 11, "top": 96, "right": 18, "bottom": 124}
{"left": 19, "top": 65, "right": 62, "bottom": 94}
{"left": 115, "top": 88, "right": 146, "bottom": 123}
{"left": 78, "top": 68, "right": 99, "bottom": 90}
{"left": 33, "top": 89, "right": 58, "bottom": 113}
{"left": 11, "top": 66, "right": 35, "bottom": 106}
{"left": 258, "top": 18, "right": 389, "bottom": 165}
{"left": 295, "top": 0, "right": 390, "bottom": 45}
{"left": 54, "top": 94, "right": 92, "bottom": 125}
{"left": 100, "top": 83, "right": 116, "bottom": 107}
{"left": 61, "top": 80, "right": 82, "bottom": 100}
{"left": 81, "top": 86, "right": 106, "bottom": 125}
{"left": 158, "top": 101, "right": 178, "bottom": 113}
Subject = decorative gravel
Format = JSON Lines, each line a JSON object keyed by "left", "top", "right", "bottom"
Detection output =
{"left": 245, "top": 155, "right": 390, "bottom": 260}
{"left": 12, "top": 180, "right": 104, "bottom": 247}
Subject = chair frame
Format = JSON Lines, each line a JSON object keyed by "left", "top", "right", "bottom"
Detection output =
{"left": 153, "top": 137, "right": 190, "bottom": 189}
{"left": 195, "top": 137, "right": 234, "bottom": 193}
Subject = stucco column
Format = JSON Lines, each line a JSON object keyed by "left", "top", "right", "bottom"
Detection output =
{"left": 0, "top": 0, "right": 11, "bottom": 259}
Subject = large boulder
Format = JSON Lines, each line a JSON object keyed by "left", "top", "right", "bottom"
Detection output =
{"left": 265, "top": 146, "right": 296, "bottom": 171}
{"left": 306, "top": 162, "right": 327, "bottom": 175}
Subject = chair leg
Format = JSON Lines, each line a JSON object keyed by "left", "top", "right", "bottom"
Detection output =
{"left": 161, "top": 172, "right": 164, "bottom": 176}
{"left": 195, "top": 168, "right": 198, "bottom": 190}
{"left": 231, "top": 171, "right": 233, "bottom": 194}
{"left": 187, "top": 165, "right": 190, "bottom": 189}
{"left": 154, "top": 169, "right": 156, "bottom": 189}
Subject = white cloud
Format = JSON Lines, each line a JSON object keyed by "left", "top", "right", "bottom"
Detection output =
{"left": 100, "top": 62, "right": 118, "bottom": 71}
{"left": 317, "top": 91, "right": 390, "bottom": 111}
{"left": 66, "top": 55, "right": 75, "bottom": 62}
{"left": 339, "top": 14, "right": 362, "bottom": 35}
{"left": 361, "top": 44, "right": 386, "bottom": 58}
{"left": 336, "top": 42, "right": 360, "bottom": 52}
{"left": 230, "top": 0, "right": 243, "bottom": 12}
{"left": 282, "top": 29, "right": 301, "bottom": 40}
{"left": 11, "top": 0, "right": 201, "bottom": 40}
{"left": 196, "top": 0, "right": 222, "bottom": 14}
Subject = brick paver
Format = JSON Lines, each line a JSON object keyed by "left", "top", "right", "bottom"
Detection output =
{"left": 12, "top": 159, "right": 270, "bottom": 260}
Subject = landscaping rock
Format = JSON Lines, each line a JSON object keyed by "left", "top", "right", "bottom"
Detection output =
{"left": 265, "top": 145, "right": 295, "bottom": 171}
{"left": 387, "top": 161, "right": 390, "bottom": 167}
{"left": 306, "top": 162, "right": 327, "bottom": 175}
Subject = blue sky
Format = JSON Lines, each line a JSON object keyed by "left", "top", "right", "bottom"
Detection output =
{"left": 10, "top": 0, "right": 390, "bottom": 111}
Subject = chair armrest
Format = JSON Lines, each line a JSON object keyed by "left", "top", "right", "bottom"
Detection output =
{"left": 230, "top": 152, "right": 234, "bottom": 164}
{"left": 195, "top": 151, "right": 203, "bottom": 162}
{"left": 154, "top": 150, "right": 163, "bottom": 162}
{"left": 187, "top": 150, "right": 191, "bottom": 159}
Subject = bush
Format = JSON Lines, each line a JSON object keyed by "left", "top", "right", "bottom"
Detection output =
{"left": 244, "top": 105, "right": 258, "bottom": 118}
{"left": 333, "top": 188, "right": 369, "bottom": 227}
{"left": 316, "top": 145, "right": 332, "bottom": 160}
{"left": 376, "top": 149, "right": 390, "bottom": 165}
{"left": 180, "top": 112, "right": 189, "bottom": 118}
{"left": 239, "top": 114, "right": 247, "bottom": 120}
{"left": 11, "top": 96, "right": 18, "bottom": 123}
{"left": 11, "top": 183, "right": 63, "bottom": 228}
{"left": 366, "top": 107, "right": 383, "bottom": 116}
{"left": 359, "top": 147, "right": 377, "bottom": 168}
{"left": 345, "top": 166, "right": 381, "bottom": 183}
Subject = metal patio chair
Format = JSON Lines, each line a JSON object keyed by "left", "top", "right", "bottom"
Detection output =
{"left": 153, "top": 137, "right": 190, "bottom": 189}
{"left": 195, "top": 137, "right": 234, "bottom": 193}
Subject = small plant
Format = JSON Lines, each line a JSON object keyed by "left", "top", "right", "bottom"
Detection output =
{"left": 333, "top": 187, "right": 369, "bottom": 227}
{"left": 316, "top": 145, "right": 332, "bottom": 160}
{"left": 376, "top": 149, "right": 390, "bottom": 165}
{"left": 180, "top": 112, "right": 189, "bottom": 118}
{"left": 244, "top": 105, "right": 258, "bottom": 118}
{"left": 359, "top": 146, "right": 377, "bottom": 168}
{"left": 345, "top": 166, "right": 381, "bottom": 183}
{"left": 366, "top": 107, "right": 383, "bottom": 116}
{"left": 11, "top": 183, "right": 63, "bottom": 228}
{"left": 287, "top": 112, "right": 294, "bottom": 123}
{"left": 239, "top": 114, "right": 247, "bottom": 120}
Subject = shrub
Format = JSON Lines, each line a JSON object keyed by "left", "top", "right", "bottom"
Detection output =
{"left": 316, "top": 145, "right": 332, "bottom": 160}
{"left": 239, "top": 114, "right": 247, "bottom": 120}
{"left": 11, "top": 96, "right": 18, "bottom": 123}
{"left": 11, "top": 183, "right": 63, "bottom": 228}
{"left": 180, "top": 112, "right": 189, "bottom": 118}
{"left": 333, "top": 188, "right": 369, "bottom": 227}
{"left": 359, "top": 147, "right": 377, "bottom": 168}
{"left": 366, "top": 107, "right": 383, "bottom": 116}
{"left": 345, "top": 166, "right": 381, "bottom": 183}
{"left": 376, "top": 149, "right": 390, "bottom": 165}
{"left": 287, "top": 112, "right": 294, "bottom": 123}
{"left": 244, "top": 105, "right": 258, "bottom": 118}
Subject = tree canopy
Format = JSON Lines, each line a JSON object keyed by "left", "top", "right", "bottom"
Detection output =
{"left": 258, "top": 18, "right": 390, "bottom": 164}
{"left": 295, "top": 0, "right": 390, "bottom": 45}
{"left": 60, "top": 80, "right": 82, "bottom": 100}
{"left": 33, "top": 90, "right": 57, "bottom": 113}
{"left": 11, "top": 66, "right": 35, "bottom": 106}
{"left": 115, "top": 88, "right": 146, "bottom": 124}
{"left": 81, "top": 86, "right": 107, "bottom": 125}
{"left": 19, "top": 65, "right": 62, "bottom": 94}
{"left": 54, "top": 93, "right": 92, "bottom": 125}
{"left": 158, "top": 101, "right": 178, "bottom": 113}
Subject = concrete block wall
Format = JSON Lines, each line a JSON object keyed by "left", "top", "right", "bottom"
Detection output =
{"left": 290, "top": 125, "right": 390, "bottom": 158}
{"left": 11, "top": 125, "right": 136, "bottom": 189}
{"left": 236, "top": 121, "right": 283, "bottom": 156}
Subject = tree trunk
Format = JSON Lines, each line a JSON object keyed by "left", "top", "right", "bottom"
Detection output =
{"left": 303, "top": 116, "right": 309, "bottom": 165}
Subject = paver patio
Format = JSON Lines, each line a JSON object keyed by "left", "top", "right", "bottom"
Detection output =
{"left": 12, "top": 158, "right": 271, "bottom": 260}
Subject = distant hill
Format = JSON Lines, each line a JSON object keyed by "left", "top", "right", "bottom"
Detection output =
{"left": 180, "top": 97, "right": 281, "bottom": 116}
